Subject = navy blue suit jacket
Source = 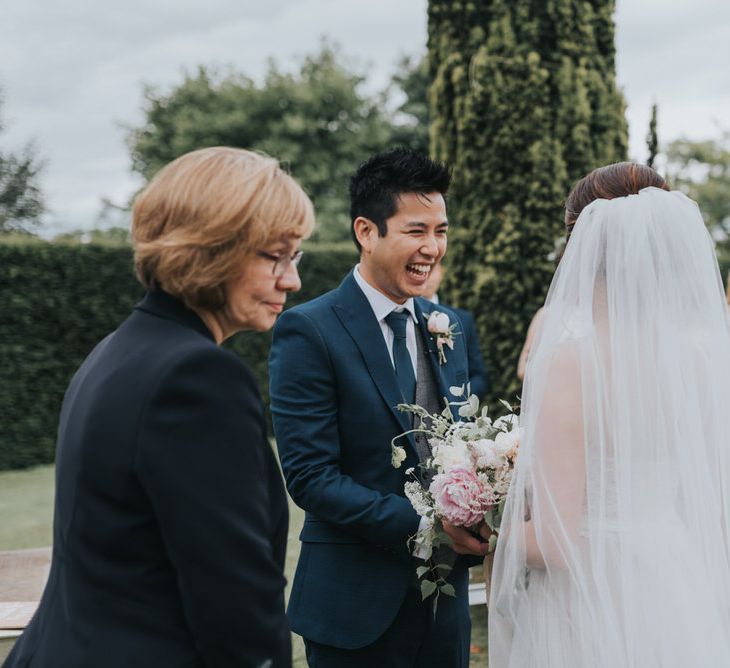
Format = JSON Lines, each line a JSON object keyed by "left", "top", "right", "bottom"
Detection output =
{"left": 452, "top": 307, "right": 488, "bottom": 400}
{"left": 269, "top": 271, "right": 474, "bottom": 650}
{"left": 4, "top": 291, "right": 290, "bottom": 668}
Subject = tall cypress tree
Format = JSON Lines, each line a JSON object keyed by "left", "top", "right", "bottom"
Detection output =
{"left": 647, "top": 103, "right": 658, "bottom": 168}
{"left": 428, "top": 0, "right": 627, "bottom": 403}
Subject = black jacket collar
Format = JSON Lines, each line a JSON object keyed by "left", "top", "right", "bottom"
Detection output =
{"left": 135, "top": 290, "right": 215, "bottom": 342}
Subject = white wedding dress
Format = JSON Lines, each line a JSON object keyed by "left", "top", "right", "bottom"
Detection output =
{"left": 489, "top": 188, "right": 730, "bottom": 667}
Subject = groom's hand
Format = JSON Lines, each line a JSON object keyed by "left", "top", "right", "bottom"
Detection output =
{"left": 442, "top": 520, "right": 492, "bottom": 556}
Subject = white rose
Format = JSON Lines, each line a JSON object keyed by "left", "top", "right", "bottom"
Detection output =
{"left": 473, "top": 438, "right": 496, "bottom": 458}
{"left": 473, "top": 438, "right": 505, "bottom": 469}
{"left": 494, "top": 429, "right": 520, "bottom": 458}
{"left": 432, "top": 437, "right": 471, "bottom": 472}
{"left": 427, "top": 311, "right": 450, "bottom": 333}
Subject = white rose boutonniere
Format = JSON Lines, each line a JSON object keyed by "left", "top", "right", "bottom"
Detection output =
{"left": 427, "top": 310, "right": 458, "bottom": 364}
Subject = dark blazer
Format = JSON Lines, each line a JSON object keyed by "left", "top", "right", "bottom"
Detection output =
{"left": 4, "top": 290, "right": 290, "bottom": 668}
{"left": 452, "top": 307, "right": 489, "bottom": 400}
{"left": 269, "top": 271, "right": 476, "bottom": 650}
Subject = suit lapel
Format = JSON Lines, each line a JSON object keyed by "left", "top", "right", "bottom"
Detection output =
{"left": 332, "top": 272, "right": 413, "bottom": 437}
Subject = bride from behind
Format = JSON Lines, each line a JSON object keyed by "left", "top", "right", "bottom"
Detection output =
{"left": 489, "top": 162, "right": 730, "bottom": 667}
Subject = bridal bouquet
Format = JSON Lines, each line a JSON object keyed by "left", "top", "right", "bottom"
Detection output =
{"left": 391, "top": 387, "right": 520, "bottom": 602}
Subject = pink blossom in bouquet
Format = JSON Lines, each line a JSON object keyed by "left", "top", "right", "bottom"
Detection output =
{"left": 429, "top": 467, "right": 491, "bottom": 527}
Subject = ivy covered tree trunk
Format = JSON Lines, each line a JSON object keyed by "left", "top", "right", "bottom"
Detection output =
{"left": 428, "top": 0, "right": 627, "bottom": 404}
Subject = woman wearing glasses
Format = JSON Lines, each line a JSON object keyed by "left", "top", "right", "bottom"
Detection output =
{"left": 4, "top": 147, "right": 314, "bottom": 668}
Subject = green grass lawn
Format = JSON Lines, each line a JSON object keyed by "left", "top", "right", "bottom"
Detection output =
{"left": 0, "top": 464, "right": 487, "bottom": 666}
{"left": 0, "top": 465, "right": 55, "bottom": 550}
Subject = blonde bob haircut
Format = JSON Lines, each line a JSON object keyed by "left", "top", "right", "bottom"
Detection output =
{"left": 132, "top": 146, "right": 314, "bottom": 310}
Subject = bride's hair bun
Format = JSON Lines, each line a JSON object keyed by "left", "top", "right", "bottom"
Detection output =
{"left": 565, "top": 162, "right": 669, "bottom": 241}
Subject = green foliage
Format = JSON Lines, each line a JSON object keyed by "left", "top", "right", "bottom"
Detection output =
{"left": 0, "top": 464, "right": 54, "bottom": 550}
{"left": 0, "top": 231, "right": 47, "bottom": 246}
{"left": 0, "top": 87, "right": 45, "bottom": 233}
{"left": 0, "top": 240, "right": 357, "bottom": 470}
{"left": 52, "top": 226, "right": 132, "bottom": 246}
{"left": 0, "top": 149, "right": 44, "bottom": 233}
{"left": 665, "top": 133, "right": 730, "bottom": 234}
{"left": 127, "top": 42, "right": 427, "bottom": 243}
{"left": 428, "top": 0, "right": 627, "bottom": 404}
{"left": 666, "top": 132, "right": 730, "bottom": 274}
{"left": 0, "top": 97, "right": 44, "bottom": 234}
{"left": 0, "top": 242, "right": 142, "bottom": 469}
{"left": 647, "top": 103, "right": 658, "bottom": 168}
{"left": 389, "top": 55, "right": 430, "bottom": 155}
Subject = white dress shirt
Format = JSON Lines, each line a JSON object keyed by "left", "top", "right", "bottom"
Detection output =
{"left": 353, "top": 265, "right": 418, "bottom": 377}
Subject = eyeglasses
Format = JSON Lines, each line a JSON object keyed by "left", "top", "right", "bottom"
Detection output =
{"left": 256, "top": 249, "right": 304, "bottom": 277}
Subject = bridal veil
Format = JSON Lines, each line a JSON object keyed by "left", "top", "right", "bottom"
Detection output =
{"left": 489, "top": 187, "right": 730, "bottom": 666}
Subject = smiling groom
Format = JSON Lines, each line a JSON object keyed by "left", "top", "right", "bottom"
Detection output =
{"left": 269, "top": 148, "right": 488, "bottom": 667}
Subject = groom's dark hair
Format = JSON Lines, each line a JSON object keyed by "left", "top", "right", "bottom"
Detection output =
{"left": 349, "top": 147, "right": 451, "bottom": 251}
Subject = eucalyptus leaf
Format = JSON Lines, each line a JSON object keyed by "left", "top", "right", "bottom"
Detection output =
{"left": 432, "top": 529, "right": 453, "bottom": 547}
{"left": 439, "top": 583, "right": 456, "bottom": 597}
{"left": 499, "top": 398, "right": 513, "bottom": 412}
{"left": 458, "top": 394, "right": 479, "bottom": 418}
{"left": 421, "top": 579, "right": 437, "bottom": 600}
{"left": 484, "top": 512, "right": 497, "bottom": 531}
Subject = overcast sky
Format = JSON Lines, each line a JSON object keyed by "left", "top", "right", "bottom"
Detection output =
{"left": 1, "top": 0, "right": 728, "bottom": 234}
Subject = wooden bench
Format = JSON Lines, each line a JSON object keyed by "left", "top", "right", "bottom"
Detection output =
{"left": 0, "top": 547, "right": 51, "bottom": 662}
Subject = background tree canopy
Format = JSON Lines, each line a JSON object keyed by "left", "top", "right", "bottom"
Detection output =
{"left": 428, "top": 0, "right": 628, "bottom": 404}
{"left": 666, "top": 132, "right": 730, "bottom": 274}
{"left": 128, "top": 43, "right": 427, "bottom": 243}
{"left": 0, "top": 89, "right": 44, "bottom": 234}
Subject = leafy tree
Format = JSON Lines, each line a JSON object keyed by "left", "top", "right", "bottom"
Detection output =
{"left": 0, "top": 92, "right": 44, "bottom": 234}
{"left": 647, "top": 103, "right": 658, "bottom": 168}
{"left": 428, "top": 0, "right": 627, "bottom": 403}
{"left": 666, "top": 133, "right": 730, "bottom": 271}
{"left": 388, "top": 55, "right": 430, "bottom": 155}
{"left": 129, "top": 43, "right": 425, "bottom": 243}
{"left": 52, "top": 227, "right": 131, "bottom": 246}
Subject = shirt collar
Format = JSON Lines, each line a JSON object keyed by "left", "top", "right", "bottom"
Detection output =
{"left": 353, "top": 264, "right": 417, "bottom": 323}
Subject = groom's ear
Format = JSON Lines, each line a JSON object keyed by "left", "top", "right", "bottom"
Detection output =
{"left": 353, "top": 216, "right": 377, "bottom": 252}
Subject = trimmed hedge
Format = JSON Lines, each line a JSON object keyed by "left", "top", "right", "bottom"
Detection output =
{"left": 0, "top": 241, "right": 357, "bottom": 470}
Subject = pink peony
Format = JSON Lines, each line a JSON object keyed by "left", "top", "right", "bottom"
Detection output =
{"left": 429, "top": 467, "right": 490, "bottom": 527}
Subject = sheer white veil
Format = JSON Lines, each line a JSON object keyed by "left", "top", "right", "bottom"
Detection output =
{"left": 489, "top": 187, "right": 730, "bottom": 667}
